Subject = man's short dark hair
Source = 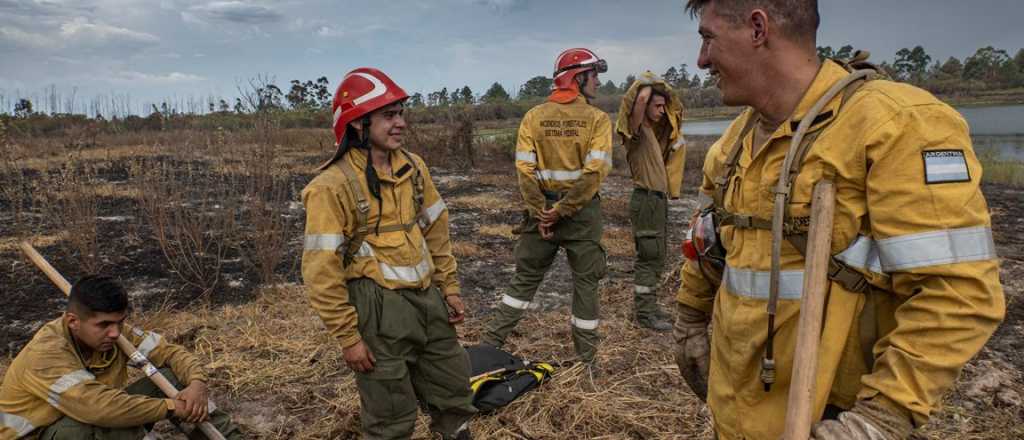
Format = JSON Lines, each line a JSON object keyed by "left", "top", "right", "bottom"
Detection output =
{"left": 685, "top": 0, "right": 819, "bottom": 43}
{"left": 68, "top": 275, "right": 129, "bottom": 317}
{"left": 649, "top": 88, "right": 670, "bottom": 103}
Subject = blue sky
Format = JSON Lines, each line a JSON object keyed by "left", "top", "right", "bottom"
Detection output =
{"left": 1, "top": 0, "right": 1022, "bottom": 115}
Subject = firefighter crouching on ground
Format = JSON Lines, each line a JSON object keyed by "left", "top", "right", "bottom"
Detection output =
{"left": 482, "top": 48, "right": 613, "bottom": 372}
{"left": 615, "top": 72, "right": 688, "bottom": 331}
{"left": 0, "top": 275, "right": 241, "bottom": 440}
{"left": 674, "top": 1, "right": 1005, "bottom": 439}
{"left": 301, "top": 67, "right": 476, "bottom": 440}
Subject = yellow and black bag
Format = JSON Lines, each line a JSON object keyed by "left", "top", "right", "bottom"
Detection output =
{"left": 466, "top": 344, "right": 555, "bottom": 412}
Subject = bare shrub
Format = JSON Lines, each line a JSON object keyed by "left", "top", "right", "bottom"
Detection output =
{"left": 132, "top": 158, "right": 237, "bottom": 296}
{"left": 34, "top": 158, "right": 101, "bottom": 273}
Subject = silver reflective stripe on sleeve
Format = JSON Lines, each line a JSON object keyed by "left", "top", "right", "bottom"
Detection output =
{"left": 378, "top": 243, "right": 432, "bottom": 283}
{"left": 835, "top": 235, "right": 885, "bottom": 275}
{"left": 355, "top": 241, "right": 374, "bottom": 257}
{"left": 537, "top": 169, "right": 582, "bottom": 181}
{"left": 571, "top": 316, "right": 599, "bottom": 330}
{"left": 0, "top": 412, "right": 35, "bottom": 438}
{"left": 501, "top": 294, "right": 532, "bottom": 310}
{"left": 423, "top": 199, "right": 446, "bottom": 226}
{"left": 586, "top": 150, "right": 610, "bottom": 164}
{"left": 136, "top": 331, "right": 163, "bottom": 359}
{"left": 304, "top": 234, "right": 346, "bottom": 252}
{"left": 47, "top": 369, "right": 96, "bottom": 407}
{"left": 515, "top": 152, "right": 537, "bottom": 164}
{"left": 723, "top": 266, "right": 804, "bottom": 300}
{"left": 671, "top": 136, "right": 686, "bottom": 151}
{"left": 877, "top": 226, "right": 997, "bottom": 271}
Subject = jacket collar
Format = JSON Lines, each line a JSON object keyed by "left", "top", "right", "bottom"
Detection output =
{"left": 344, "top": 147, "right": 415, "bottom": 185}
{"left": 760, "top": 59, "right": 848, "bottom": 141}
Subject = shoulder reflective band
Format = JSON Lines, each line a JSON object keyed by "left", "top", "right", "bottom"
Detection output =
{"left": 47, "top": 369, "right": 96, "bottom": 407}
{"left": 501, "top": 294, "right": 533, "bottom": 310}
{"left": 724, "top": 266, "right": 805, "bottom": 300}
{"left": 516, "top": 152, "right": 537, "bottom": 164}
{"left": 537, "top": 169, "right": 582, "bottom": 181}
{"left": 571, "top": 315, "right": 599, "bottom": 330}
{"left": 136, "top": 331, "right": 163, "bottom": 359}
{"left": 305, "top": 234, "right": 346, "bottom": 252}
{"left": 1, "top": 412, "right": 35, "bottom": 437}
{"left": 877, "top": 226, "right": 996, "bottom": 271}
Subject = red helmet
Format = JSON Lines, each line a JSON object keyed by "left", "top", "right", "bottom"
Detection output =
{"left": 552, "top": 48, "right": 607, "bottom": 90}
{"left": 331, "top": 67, "right": 408, "bottom": 145}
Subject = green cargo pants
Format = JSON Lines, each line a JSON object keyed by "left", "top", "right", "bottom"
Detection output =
{"left": 348, "top": 278, "right": 477, "bottom": 440}
{"left": 630, "top": 188, "right": 668, "bottom": 320}
{"left": 39, "top": 368, "right": 241, "bottom": 440}
{"left": 482, "top": 197, "right": 607, "bottom": 362}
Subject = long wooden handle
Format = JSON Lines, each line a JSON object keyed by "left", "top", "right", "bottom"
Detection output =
{"left": 18, "top": 242, "right": 228, "bottom": 440}
{"left": 782, "top": 180, "right": 837, "bottom": 440}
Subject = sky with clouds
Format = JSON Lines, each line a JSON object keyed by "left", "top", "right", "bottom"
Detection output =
{"left": 1, "top": 0, "right": 1022, "bottom": 115}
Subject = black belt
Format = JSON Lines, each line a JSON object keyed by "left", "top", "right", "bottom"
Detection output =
{"left": 542, "top": 191, "right": 599, "bottom": 201}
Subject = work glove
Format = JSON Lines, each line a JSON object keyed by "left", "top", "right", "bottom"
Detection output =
{"left": 673, "top": 302, "right": 710, "bottom": 402}
{"left": 810, "top": 398, "right": 913, "bottom": 440}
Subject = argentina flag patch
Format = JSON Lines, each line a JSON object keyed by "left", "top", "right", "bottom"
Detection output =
{"left": 922, "top": 150, "right": 971, "bottom": 184}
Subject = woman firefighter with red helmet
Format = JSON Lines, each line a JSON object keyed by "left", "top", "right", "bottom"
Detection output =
{"left": 300, "top": 67, "right": 476, "bottom": 440}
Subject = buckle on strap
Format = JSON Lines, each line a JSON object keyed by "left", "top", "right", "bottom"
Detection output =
{"left": 828, "top": 257, "right": 869, "bottom": 293}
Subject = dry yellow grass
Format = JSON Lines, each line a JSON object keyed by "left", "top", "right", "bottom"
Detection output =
{"left": 449, "top": 193, "right": 510, "bottom": 211}
{"left": 602, "top": 226, "right": 635, "bottom": 258}
{"left": 452, "top": 241, "right": 486, "bottom": 258}
{"left": 477, "top": 224, "right": 516, "bottom": 239}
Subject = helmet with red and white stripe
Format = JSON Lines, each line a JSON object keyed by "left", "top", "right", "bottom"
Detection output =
{"left": 331, "top": 67, "right": 408, "bottom": 146}
{"left": 552, "top": 48, "right": 607, "bottom": 90}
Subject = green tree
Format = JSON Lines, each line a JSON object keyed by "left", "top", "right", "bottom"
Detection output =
{"left": 963, "top": 46, "right": 1010, "bottom": 83}
{"left": 893, "top": 46, "right": 931, "bottom": 82}
{"left": 313, "top": 76, "right": 331, "bottom": 108}
{"left": 663, "top": 66, "right": 681, "bottom": 88}
{"left": 835, "top": 45, "right": 854, "bottom": 60}
{"left": 482, "top": 82, "right": 511, "bottom": 103}
{"left": 690, "top": 73, "right": 702, "bottom": 89}
{"left": 1015, "top": 48, "right": 1024, "bottom": 73}
{"left": 598, "top": 80, "right": 619, "bottom": 95}
{"left": 13, "top": 98, "right": 32, "bottom": 117}
{"left": 457, "top": 86, "right": 474, "bottom": 105}
{"left": 619, "top": 74, "right": 637, "bottom": 93}
{"left": 816, "top": 45, "right": 834, "bottom": 60}
{"left": 519, "top": 75, "right": 553, "bottom": 99}
{"left": 286, "top": 79, "right": 309, "bottom": 109}
{"left": 938, "top": 56, "right": 963, "bottom": 79}
{"left": 407, "top": 92, "right": 424, "bottom": 107}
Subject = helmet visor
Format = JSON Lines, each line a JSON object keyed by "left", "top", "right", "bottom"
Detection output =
{"left": 555, "top": 58, "right": 608, "bottom": 76}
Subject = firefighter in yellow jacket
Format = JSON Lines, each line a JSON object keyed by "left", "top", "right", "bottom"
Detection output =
{"left": 615, "top": 72, "right": 688, "bottom": 331}
{"left": 301, "top": 67, "right": 475, "bottom": 440}
{"left": 0, "top": 275, "right": 241, "bottom": 440}
{"left": 482, "top": 48, "right": 613, "bottom": 369}
{"left": 674, "top": 1, "right": 1005, "bottom": 439}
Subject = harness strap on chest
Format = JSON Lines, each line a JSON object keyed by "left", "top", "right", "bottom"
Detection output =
{"left": 336, "top": 151, "right": 429, "bottom": 267}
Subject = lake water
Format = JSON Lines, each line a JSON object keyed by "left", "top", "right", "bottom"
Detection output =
{"left": 682, "top": 104, "right": 1024, "bottom": 162}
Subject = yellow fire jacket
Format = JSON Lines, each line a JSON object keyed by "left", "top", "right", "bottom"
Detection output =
{"left": 515, "top": 95, "right": 613, "bottom": 217}
{"left": 675, "top": 60, "right": 1005, "bottom": 439}
{"left": 301, "top": 148, "right": 459, "bottom": 349}
{"left": 615, "top": 72, "right": 688, "bottom": 198}
{"left": 0, "top": 317, "right": 207, "bottom": 439}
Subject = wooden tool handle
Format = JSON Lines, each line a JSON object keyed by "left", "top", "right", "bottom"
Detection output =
{"left": 782, "top": 180, "right": 836, "bottom": 440}
{"left": 18, "top": 242, "right": 228, "bottom": 440}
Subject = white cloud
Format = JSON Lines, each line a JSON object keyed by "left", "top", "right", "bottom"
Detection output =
{"left": 114, "top": 71, "right": 206, "bottom": 84}
{"left": 59, "top": 17, "right": 160, "bottom": 49}
{"left": 0, "top": 25, "right": 60, "bottom": 50}
{"left": 185, "top": 1, "right": 282, "bottom": 24}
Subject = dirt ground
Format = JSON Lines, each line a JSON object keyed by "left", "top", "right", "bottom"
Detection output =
{"left": 1, "top": 134, "right": 1022, "bottom": 438}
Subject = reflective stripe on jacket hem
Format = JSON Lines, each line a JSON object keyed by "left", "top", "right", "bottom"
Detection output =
{"left": 0, "top": 412, "right": 35, "bottom": 437}
{"left": 537, "top": 169, "right": 582, "bottom": 181}
{"left": 571, "top": 316, "right": 599, "bottom": 330}
{"left": 586, "top": 150, "right": 610, "bottom": 164}
{"left": 47, "top": 369, "right": 95, "bottom": 407}
{"left": 304, "top": 234, "right": 346, "bottom": 251}
{"left": 723, "top": 266, "right": 804, "bottom": 300}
